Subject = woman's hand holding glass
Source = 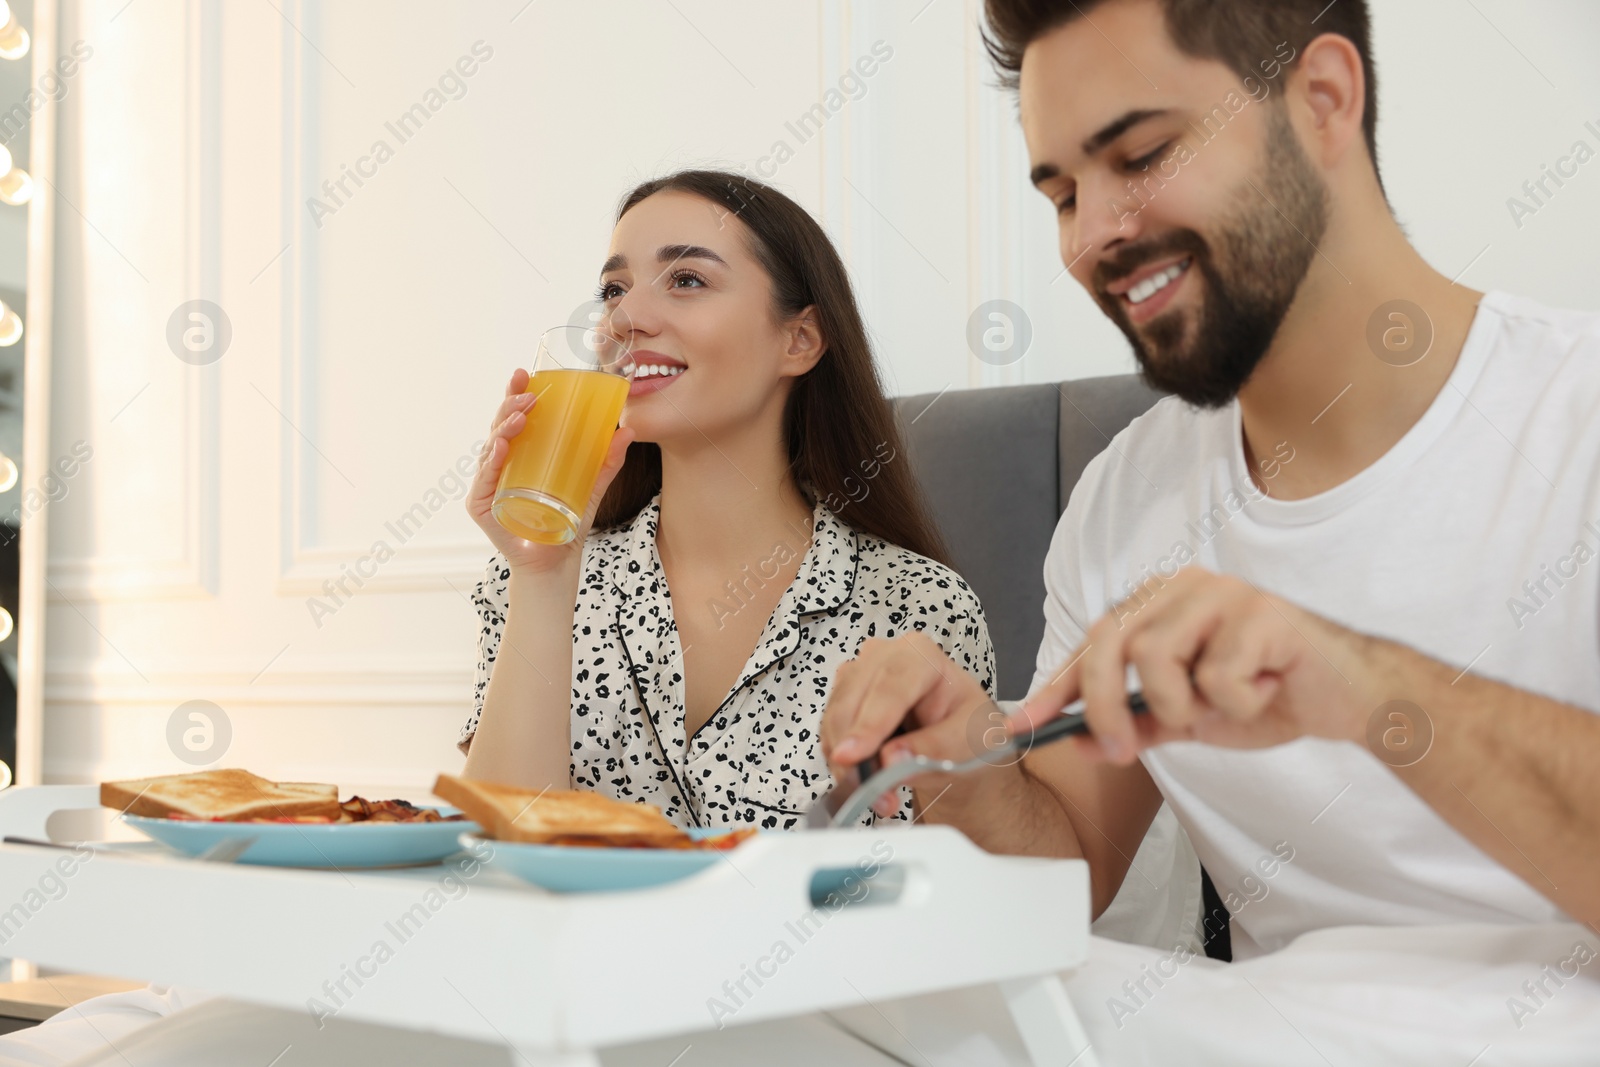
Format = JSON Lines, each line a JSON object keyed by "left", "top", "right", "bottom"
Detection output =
{"left": 467, "top": 365, "right": 635, "bottom": 577}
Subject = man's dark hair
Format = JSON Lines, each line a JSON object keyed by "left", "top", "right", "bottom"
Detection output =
{"left": 982, "top": 0, "right": 1382, "bottom": 183}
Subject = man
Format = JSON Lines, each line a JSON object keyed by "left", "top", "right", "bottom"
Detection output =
{"left": 823, "top": 0, "right": 1600, "bottom": 964}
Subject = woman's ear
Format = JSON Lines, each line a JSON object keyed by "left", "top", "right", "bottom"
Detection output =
{"left": 782, "top": 307, "right": 826, "bottom": 378}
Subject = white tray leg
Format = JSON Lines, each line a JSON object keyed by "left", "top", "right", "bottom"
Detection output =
{"left": 998, "top": 974, "right": 1101, "bottom": 1067}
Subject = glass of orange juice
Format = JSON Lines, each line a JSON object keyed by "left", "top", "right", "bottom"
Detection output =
{"left": 492, "top": 324, "right": 635, "bottom": 545}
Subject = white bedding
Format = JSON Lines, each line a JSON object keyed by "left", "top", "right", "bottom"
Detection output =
{"left": 832, "top": 922, "right": 1600, "bottom": 1065}
{"left": 0, "top": 986, "right": 218, "bottom": 1067}
{"left": 1066, "top": 921, "right": 1600, "bottom": 1065}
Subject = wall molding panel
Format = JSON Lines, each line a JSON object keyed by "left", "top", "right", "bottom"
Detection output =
{"left": 47, "top": 0, "right": 221, "bottom": 602}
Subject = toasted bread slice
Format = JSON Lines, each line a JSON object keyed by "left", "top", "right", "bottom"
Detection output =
{"left": 432, "top": 773, "right": 687, "bottom": 846}
{"left": 101, "top": 769, "right": 340, "bottom": 822}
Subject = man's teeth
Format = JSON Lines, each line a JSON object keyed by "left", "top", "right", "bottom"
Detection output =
{"left": 635, "top": 364, "right": 686, "bottom": 379}
{"left": 1127, "top": 259, "right": 1191, "bottom": 306}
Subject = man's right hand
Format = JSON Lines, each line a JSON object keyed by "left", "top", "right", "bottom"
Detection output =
{"left": 822, "top": 630, "right": 1150, "bottom": 908}
{"left": 822, "top": 632, "right": 1015, "bottom": 818}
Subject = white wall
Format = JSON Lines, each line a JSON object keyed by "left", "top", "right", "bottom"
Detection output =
{"left": 39, "top": 0, "right": 1600, "bottom": 792}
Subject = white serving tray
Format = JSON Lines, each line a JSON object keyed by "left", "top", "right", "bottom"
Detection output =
{"left": 0, "top": 786, "right": 1101, "bottom": 1065}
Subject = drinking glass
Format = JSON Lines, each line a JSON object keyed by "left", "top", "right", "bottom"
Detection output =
{"left": 492, "top": 324, "right": 634, "bottom": 545}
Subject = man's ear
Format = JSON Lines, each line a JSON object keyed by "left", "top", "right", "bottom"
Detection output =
{"left": 1293, "top": 31, "right": 1366, "bottom": 171}
{"left": 783, "top": 306, "right": 827, "bottom": 377}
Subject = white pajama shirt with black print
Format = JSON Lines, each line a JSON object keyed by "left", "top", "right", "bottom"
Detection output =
{"left": 458, "top": 493, "right": 996, "bottom": 830}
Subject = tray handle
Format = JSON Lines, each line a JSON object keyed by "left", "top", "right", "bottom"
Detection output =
{"left": 805, "top": 860, "right": 927, "bottom": 910}
{"left": 0, "top": 785, "right": 104, "bottom": 840}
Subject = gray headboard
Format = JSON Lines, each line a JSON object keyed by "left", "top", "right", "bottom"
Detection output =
{"left": 892, "top": 375, "right": 1165, "bottom": 699}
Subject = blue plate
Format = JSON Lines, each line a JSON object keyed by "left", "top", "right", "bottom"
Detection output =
{"left": 468, "top": 828, "right": 755, "bottom": 893}
{"left": 124, "top": 809, "right": 480, "bottom": 869}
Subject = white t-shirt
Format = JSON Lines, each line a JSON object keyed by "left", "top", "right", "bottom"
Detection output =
{"left": 1034, "top": 290, "right": 1600, "bottom": 959}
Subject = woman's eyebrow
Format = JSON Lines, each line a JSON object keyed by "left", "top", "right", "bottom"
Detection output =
{"left": 597, "top": 244, "right": 727, "bottom": 279}
{"left": 656, "top": 244, "right": 727, "bottom": 267}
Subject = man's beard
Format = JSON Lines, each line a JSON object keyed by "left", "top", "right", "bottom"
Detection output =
{"left": 1094, "top": 106, "right": 1330, "bottom": 409}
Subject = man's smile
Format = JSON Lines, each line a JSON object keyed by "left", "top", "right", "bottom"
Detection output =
{"left": 1116, "top": 256, "right": 1193, "bottom": 323}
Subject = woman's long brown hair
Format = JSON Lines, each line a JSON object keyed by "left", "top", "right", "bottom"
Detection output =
{"left": 591, "top": 169, "right": 951, "bottom": 567}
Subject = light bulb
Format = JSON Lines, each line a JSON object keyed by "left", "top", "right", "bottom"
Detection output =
{"left": 0, "top": 456, "right": 15, "bottom": 493}
{"left": 0, "top": 4, "right": 28, "bottom": 63}
{"left": 0, "top": 168, "right": 29, "bottom": 206}
{"left": 0, "top": 607, "right": 14, "bottom": 643}
{"left": 0, "top": 761, "right": 12, "bottom": 791}
{"left": 0, "top": 305, "right": 22, "bottom": 347}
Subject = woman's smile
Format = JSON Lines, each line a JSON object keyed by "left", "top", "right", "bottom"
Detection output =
{"left": 628, "top": 350, "right": 688, "bottom": 397}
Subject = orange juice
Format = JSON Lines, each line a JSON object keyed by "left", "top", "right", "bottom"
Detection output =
{"left": 492, "top": 368, "right": 630, "bottom": 544}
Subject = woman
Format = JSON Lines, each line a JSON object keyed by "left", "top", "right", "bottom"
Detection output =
{"left": 460, "top": 169, "right": 994, "bottom": 829}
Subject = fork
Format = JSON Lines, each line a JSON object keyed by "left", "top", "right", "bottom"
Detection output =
{"left": 2, "top": 834, "right": 258, "bottom": 863}
{"left": 813, "top": 692, "right": 1149, "bottom": 829}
